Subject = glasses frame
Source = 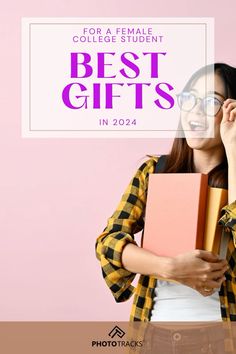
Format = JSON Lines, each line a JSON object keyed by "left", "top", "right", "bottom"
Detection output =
{"left": 176, "top": 92, "right": 224, "bottom": 117}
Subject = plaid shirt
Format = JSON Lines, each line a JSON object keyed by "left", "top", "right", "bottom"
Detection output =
{"left": 95, "top": 157, "right": 236, "bottom": 322}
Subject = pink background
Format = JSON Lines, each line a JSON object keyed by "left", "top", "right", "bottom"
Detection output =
{"left": 0, "top": 0, "right": 235, "bottom": 320}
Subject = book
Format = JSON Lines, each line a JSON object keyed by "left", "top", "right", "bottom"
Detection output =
{"left": 203, "top": 187, "right": 228, "bottom": 254}
{"left": 142, "top": 173, "right": 209, "bottom": 257}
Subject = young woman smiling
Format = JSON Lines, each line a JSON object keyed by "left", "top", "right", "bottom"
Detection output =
{"left": 96, "top": 63, "right": 236, "bottom": 323}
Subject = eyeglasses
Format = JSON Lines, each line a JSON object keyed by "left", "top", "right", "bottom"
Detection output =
{"left": 176, "top": 92, "right": 224, "bottom": 116}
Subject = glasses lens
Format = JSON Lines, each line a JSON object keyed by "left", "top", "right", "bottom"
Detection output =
{"left": 202, "top": 97, "right": 222, "bottom": 116}
{"left": 177, "top": 92, "right": 196, "bottom": 111}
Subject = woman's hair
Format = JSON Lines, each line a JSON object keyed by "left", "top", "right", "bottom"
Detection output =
{"left": 154, "top": 63, "right": 236, "bottom": 189}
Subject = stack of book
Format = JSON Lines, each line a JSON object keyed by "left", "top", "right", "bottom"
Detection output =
{"left": 142, "top": 173, "right": 227, "bottom": 261}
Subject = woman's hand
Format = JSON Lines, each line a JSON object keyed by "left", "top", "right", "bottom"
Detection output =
{"left": 167, "top": 249, "right": 229, "bottom": 297}
{"left": 220, "top": 99, "right": 236, "bottom": 149}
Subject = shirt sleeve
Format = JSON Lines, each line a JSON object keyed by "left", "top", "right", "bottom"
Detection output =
{"left": 95, "top": 157, "right": 157, "bottom": 303}
{"left": 218, "top": 201, "right": 236, "bottom": 247}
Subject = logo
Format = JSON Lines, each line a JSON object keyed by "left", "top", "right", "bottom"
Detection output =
{"left": 108, "top": 326, "right": 125, "bottom": 339}
{"left": 91, "top": 325, "right": 143, "bottom": 348}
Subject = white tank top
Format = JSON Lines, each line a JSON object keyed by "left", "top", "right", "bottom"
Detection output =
{"left": 150, "top": 279, "right": 222, "bottom": 322}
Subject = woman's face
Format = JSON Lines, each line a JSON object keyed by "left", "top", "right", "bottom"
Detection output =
{"left": 180, "top": 73, "right": 226, "bottom": 152}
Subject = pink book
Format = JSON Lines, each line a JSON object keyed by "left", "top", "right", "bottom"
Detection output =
{"left": 142, "top": 173, "right": 208, "bottom": 257}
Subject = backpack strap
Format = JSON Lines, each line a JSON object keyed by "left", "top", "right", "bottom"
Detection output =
{"left": 154, "top": 155, "right": 168, "bottom": 173}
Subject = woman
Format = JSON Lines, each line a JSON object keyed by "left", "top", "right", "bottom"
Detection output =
{"left": 95, "top": 63, "right": 236, "bottom": 325}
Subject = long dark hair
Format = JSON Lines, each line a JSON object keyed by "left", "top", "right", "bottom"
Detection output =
{"left": 154, "top": 63, "right": 236, "bottom": 189}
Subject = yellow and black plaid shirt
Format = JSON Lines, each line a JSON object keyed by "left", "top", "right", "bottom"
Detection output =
{"left": 95, "top": 157, "right": 236, "bottom": 321}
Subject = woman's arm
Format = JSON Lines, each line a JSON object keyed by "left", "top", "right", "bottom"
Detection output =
{"left": 121, "top": 243, "right": 173, "bottom": 277}
{"left": 95, "top": 157, "right": 157, "bottom": 302}
{"left": 221, "top": 99, "right": 236, "bottom": 203}
{"left": 122, "top": 243, "right": 228, "bottom": 296}
{"left": 226, "top": 150, "right": 236, "bottom": 204}
{"left": 219, "top": 99, "right": 236, "bottom": 243}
